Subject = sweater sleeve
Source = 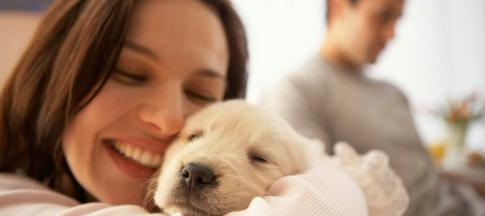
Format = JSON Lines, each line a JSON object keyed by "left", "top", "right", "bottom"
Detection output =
{"left": 224, "top": 165, "right": 369, "bottom": 216}
{"left": 0, "top": 173, "right": 162, "bottom": 216}
{"left": 1, "top": 166, "right": 368, "bottom": 216}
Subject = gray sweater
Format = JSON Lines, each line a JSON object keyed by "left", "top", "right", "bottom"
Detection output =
{"left": 259, "top": 56, "right": 473, "bottom": 216}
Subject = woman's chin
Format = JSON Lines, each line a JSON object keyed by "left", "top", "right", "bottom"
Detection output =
{"left": 97, "top": 189, "right": 145, "bottom": 205}
{"left": 94, "top": 160, "right": 148, "bottom": 205}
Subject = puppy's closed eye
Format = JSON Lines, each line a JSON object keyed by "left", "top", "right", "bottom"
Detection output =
{"left": 187, "top": 130, "right": 204, "bottom": 142}
{"left": 248, "top": 151, "right": 269, "bottom": 164}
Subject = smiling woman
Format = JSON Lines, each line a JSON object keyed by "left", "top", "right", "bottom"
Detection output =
{"left": 0, "top": 0, "right": 246, "bottom": 208}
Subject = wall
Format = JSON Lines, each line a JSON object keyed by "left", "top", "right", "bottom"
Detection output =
{"left": 0, "top": 12, "right": 42, "bottom": 84}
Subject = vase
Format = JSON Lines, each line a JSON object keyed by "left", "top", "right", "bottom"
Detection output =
{"left": 442, "top": 123, "right": 468, "bottom": 168}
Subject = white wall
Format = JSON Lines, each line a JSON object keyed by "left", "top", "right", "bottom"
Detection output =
{"left": 231, "top": 0, "right": 325, "bottom": 101}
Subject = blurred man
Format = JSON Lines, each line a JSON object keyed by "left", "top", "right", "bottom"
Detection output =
{"left": 260, "top": 0, "right": 481, "bottom": 215}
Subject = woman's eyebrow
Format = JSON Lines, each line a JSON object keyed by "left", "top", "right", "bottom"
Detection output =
{"left": 123, "top": 41, "right": 225, "bottom": 80}
{"left": 124, "top": 41, "right": 160, "bottom": 61}
{"left": 196, "top": 69, "right": 226, "bottom": 80}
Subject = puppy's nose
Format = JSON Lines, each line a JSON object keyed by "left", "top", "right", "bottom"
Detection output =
{"left": 181, "top": 163, "right": 215, "bottom": 189}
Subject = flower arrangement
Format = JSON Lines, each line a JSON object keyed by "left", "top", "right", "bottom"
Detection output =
{"left": 434, "top": 93, "right": 484, "bottom": 127}
{"left": 430, "top": 93, "right": 485, "bottom": 167}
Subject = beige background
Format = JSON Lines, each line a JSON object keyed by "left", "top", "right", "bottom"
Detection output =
{"left": 0, "top": 12, "right": 42, "bottom": 85}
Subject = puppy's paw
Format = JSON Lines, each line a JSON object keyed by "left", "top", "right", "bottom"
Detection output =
{"left": 331, "top": 142, "right": 409, "bottom": 216}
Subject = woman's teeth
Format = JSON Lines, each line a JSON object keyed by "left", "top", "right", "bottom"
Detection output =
{"left": 111, "top": 140, "right": 163, "bottom": 168}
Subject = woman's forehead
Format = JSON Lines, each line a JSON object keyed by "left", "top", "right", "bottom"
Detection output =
{"left": 124, "top": 0, "right": 229, "bottom": 76}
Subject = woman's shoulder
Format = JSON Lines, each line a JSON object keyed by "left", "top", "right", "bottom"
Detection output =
{"left": 0, "top": 173, "right": 80, "bottom": 213}
{"left": 0, "top": 173, "right": 153, "bottom": 216}
{"left": 0, "top": 173, "right": 49, "bottom": 191}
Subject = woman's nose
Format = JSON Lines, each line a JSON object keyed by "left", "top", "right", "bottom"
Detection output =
{"left": 138, "top": 91, "right": 185, "bottom": 137}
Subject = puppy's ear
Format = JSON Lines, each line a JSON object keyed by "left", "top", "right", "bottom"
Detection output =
{"left": 297, "top": 136, "right": 329, "bottom": 167}
{"left": 285, "top": 132, "right": 328, "bottom": 173}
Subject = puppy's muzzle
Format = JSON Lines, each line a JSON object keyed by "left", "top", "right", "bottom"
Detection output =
{"left": 181, "top": 163, "right": 216, "bottom": 190}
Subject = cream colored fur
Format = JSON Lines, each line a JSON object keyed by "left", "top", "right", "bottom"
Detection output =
{"left": 153, "top": 100, "right": 408, "bottom": 216}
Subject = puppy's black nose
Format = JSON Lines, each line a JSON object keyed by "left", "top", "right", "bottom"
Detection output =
{"left": 181, "top": 163, "right": 215, "bottom": 189}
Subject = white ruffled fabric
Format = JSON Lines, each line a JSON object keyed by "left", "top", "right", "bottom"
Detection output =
{"left": 322, "top": 142, "right": 410, "bottom": 216}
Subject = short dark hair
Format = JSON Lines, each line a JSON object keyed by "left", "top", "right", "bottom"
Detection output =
{"left": 326, "top": 0, "right": 359, "bottom": 24}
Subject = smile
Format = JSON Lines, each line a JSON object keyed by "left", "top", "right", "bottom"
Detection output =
{"left": 107, "top": 139, "right": 163, "bottom": 168}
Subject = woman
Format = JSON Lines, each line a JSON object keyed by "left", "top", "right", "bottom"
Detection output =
{"left": 0, "top": 0, "right": 367, "bottom": 215}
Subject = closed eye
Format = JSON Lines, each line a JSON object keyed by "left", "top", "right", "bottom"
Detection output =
{"left": 112, "top": 69, "right": 147, "bottom": 84}
{"left": 187, "top": 130, "right": 204, "bottom": 142}
{"left": 184, "top": 90, "right": 217, "bottom": 104}
{"left": 248, "top": 152, "right": 269, "bottom": 164}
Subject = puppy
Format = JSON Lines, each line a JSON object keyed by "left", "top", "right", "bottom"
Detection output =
{"left": 151, "top": 100, "right": 322, "bottom": 216}
{"left": 150, "top": 100, "right": 409, "bottom": 216}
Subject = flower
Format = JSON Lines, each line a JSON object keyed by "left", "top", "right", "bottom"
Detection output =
{"left": 433, "top": 93, "right": 484, "bottom": 126}
{"left": 424, "top": 93, "right": 485, "bottom": 167}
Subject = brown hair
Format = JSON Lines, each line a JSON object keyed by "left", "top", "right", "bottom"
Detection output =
{"left": 0, "top": 0, "right": 248, "bottom": 202}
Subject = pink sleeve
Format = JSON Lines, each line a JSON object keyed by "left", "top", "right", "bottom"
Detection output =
{"left": 225, "top": 165, "right": 369, "bottom": 216}
{"left": 1, "top": 166, "right": 368, "bottom": 216}
{"left": 0, "top": 173, "right": 162, "bottom": 216}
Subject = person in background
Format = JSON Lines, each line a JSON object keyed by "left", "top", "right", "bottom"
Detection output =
{"left": 259, "top": 0, "right": 484, "bottom": 215}
{"left": 0, "top": 0, "right": 368, "bottom": 215}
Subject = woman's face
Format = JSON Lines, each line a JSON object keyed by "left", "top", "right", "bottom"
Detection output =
{"left": 62, "top": 0, "right": 229, "bottom": 204}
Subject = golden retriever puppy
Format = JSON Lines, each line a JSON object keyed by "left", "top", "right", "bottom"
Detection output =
{"left": 151, "top": 100, "right": 409, "bottom": 216}
{"left": 152, "top": 100, "right": 322, "bottom": 216}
